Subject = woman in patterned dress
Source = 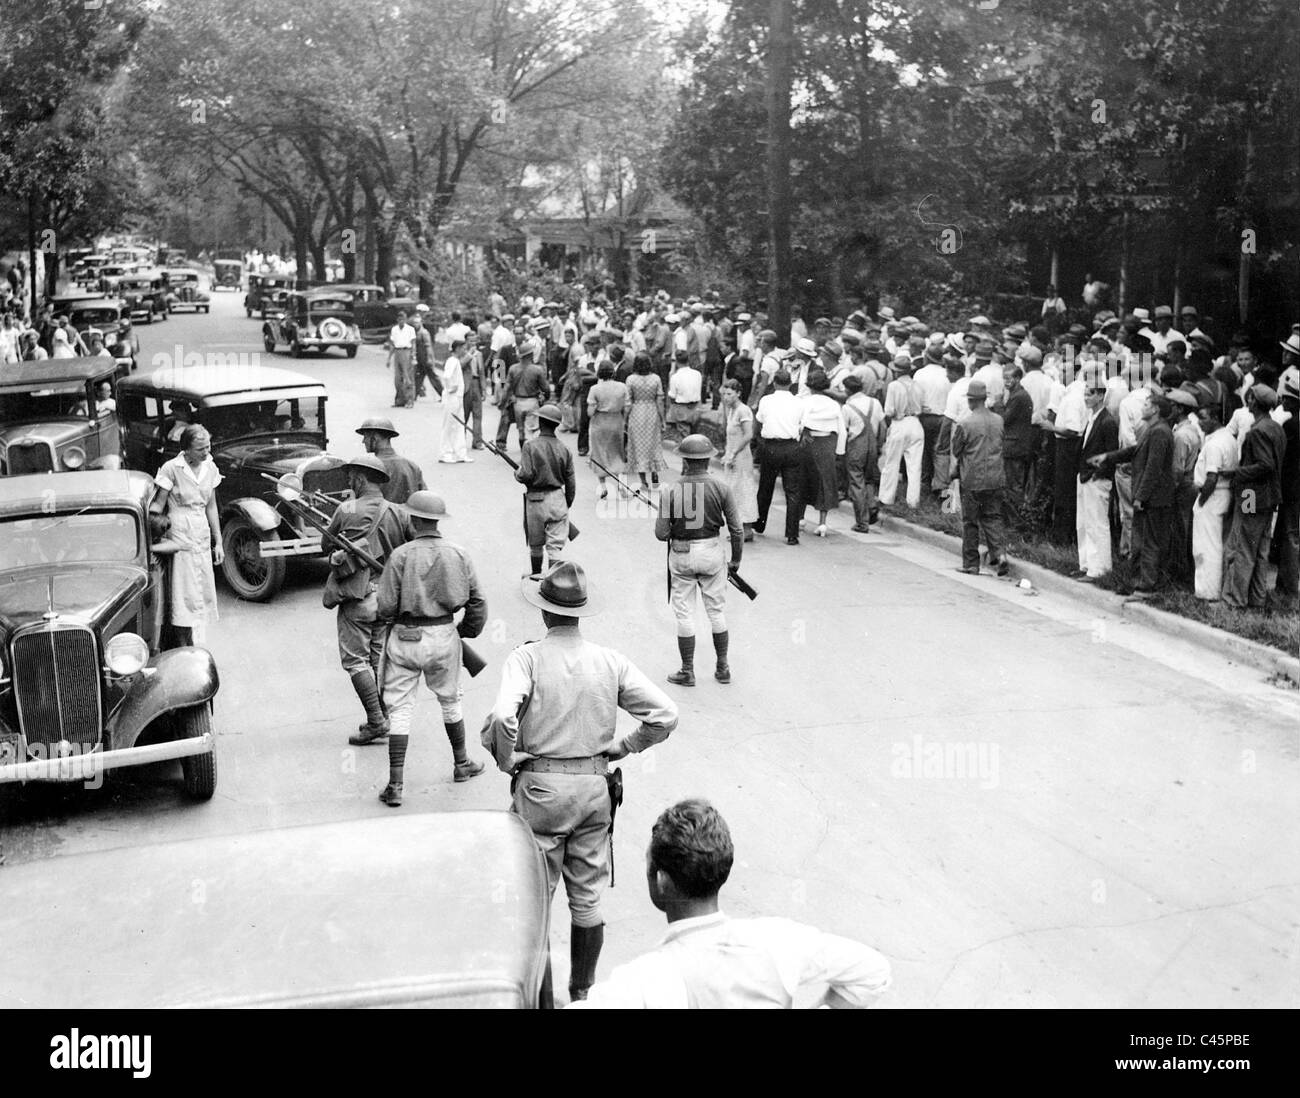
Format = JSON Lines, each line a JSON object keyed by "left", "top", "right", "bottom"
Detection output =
{"left": 720, "top": 379, "right": 758, "bottom": 540}
{"left": 624, "top": 352, "right": 664, "bottom": 491}
{"left": 586, "top": 360, "right": 629, "bottom": 498}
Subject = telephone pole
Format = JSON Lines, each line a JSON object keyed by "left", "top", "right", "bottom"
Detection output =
{"left": 765, "top": 0, "right": 793, "bottom": 347}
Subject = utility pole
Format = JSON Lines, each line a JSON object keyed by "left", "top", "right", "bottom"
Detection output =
{"left": 765, "top": 0, "right": 793, "bottom": 347}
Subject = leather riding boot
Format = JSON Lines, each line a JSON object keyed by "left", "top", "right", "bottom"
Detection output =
{"left": 712, "top": 630, "right": 731, "bottom": 683}
{"left": 667, "top": 635, "right": 695, "bottom": 686}
{"left": 568, "top": 923, "right": 605, "bottom": 1002}
{"left": 348, "top": 670, "right": 389, "bottom": 744}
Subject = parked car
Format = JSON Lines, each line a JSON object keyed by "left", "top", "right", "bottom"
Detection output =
{"left": 73, "top": 254, "right": 109, "bottom": 287}
{"left": 63, "top": 299, "right": 135, "bottom": 371}
{"left": 263, "top": 290, "right": 362, "bottom": 358}
{"left": 116, "top": 364, "right": 347, "bottom": 601}
{"left": 244, "top": 274, "right": 295, "bottom": 318}
{"left": 0, "top": 358, "right": 124, "bottom": 476}
{"left": 324, "top": 283, "right": 406, "bottom": 342}
{"left": 163, "top": 267, "right": 210, "bottom": 313}
{"left": 116, "top": 269, "right": 169, "bottom": 323}
{"left": 164, "top": 248, "right": 189, "bottom": 267}
{"left": 0, "top": 812, "right": 551, "bottom": 1007}
{"left": 0, "top": 470, "right": 218, "bottom": 801}
{"left": 213, "top": 258, "right": 243, "bottom": 290}
{"left": 93, "top": 262, "right": 140, "bottom": 294}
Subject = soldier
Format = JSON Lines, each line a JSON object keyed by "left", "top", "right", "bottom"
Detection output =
{"left": 374, "top": 492, "right": 487, "bottom": 806}
{"left": 516, "top": 402, "right": 575, "bottom": 580}
{"left": 356, "top": 418, "right": 426, "bottom": 504}
{"left": 481, "top": 561, "right": 678, "bottom": 1001}
{"left": 323, "top": 455, "right": 413, "bottom": 745}
{"left": 655, "top": 434, "right": 744, "bottom": 686}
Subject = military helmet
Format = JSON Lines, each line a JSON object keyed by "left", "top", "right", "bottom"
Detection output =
{"left": 676, "top": 434, "right": 717, "bottom": 459}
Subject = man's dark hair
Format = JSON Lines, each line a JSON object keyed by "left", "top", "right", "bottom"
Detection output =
{"left": 772, "top": 368, "right": 792, "bottom": 388}
{"left": 1029, "top": 325, "right": 1050, "bottom": 344}
{"left": 649, "top": 799, "right": 734, "bottom": 898}
{"left": 1159, "top": 365, "right": 1183, "bottom": 389}
{"left": 1004, "top": 364, "right": 1024, "bottom": 380}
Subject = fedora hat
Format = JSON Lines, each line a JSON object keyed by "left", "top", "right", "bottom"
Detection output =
{"left": 521, "top": 561, "right": 601, "bottom": 617}
{"left": 405, "top": 491, "right": 449, "bottom": 521}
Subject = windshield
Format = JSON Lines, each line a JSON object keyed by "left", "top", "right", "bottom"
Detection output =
{"left": 71, "top": 308, "right": 122, "bottom": 326}
{"left": 308, "top": 301, "right": 354, "bottom": 316}
{"left": 203, "top": 396, "right": 325, "bottom": 439}
{"left": 0, "top": 385, "right": 94, "bottom": 420}
{"left": 0, "top": 511, "right": 139, "bottom": 568}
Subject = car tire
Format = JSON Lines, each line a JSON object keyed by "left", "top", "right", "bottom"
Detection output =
{"left": 177, "top": 704, "right": 217, "bottom": 801}
{"left": 202, "top": 306, "right": 209, "bottom": 313}
{"left": 246, "top": 307, "right": 253, "bottom": 318}
{"left": 290, "top": 339, "right": 303, "bottom": 358}
{"left": 263, "top": 333, "right": 276, "bottom": 353}
{"left": 220, "top": 516, "right": 286, "bottom": 602}
{"left": 345, "top": 345, "right": 358, "bottom": 358}
{"left": 143, "top": 309, "right": 153, "bottom": 324}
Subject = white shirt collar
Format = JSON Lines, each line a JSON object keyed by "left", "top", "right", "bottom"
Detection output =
{"left": 660, "top": 911, "right": 727, "bottom": 945}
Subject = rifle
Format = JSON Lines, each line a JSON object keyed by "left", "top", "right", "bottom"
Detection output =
{"left": 263, "top": 473, "right": 486, "bottom": 677}
{"left": 586, "top": 461, "right": 759, "bottom": 601}
{"left": 450, "top": 410, "right": 580, "bottom": 543}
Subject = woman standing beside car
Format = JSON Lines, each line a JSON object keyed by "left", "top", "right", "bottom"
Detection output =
{"left": 150, "top": 425, "right": 224, "bottom": 646}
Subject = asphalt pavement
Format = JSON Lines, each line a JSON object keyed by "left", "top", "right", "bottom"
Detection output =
{"left": 3, "top": 286, "right": 1298, "bottom": 1008}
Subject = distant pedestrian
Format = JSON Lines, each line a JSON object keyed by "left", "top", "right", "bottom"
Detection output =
{"left": 625, "top": 353, "right": 665, "bottom": 492}
{"left": 387, "top": 310, "right": 417, "bottom": 408}
{"left": 878, "top": 356, "right": 924, "bottom": 509}
{"left": 1221, "top": 385, "right": 1286, "bottom": 609}
{"left": 798, "top": 370, "right": 847, "bottom": 537}
{"left": 1190, "top": 401, "right": 1238, "bottom": 601}
{"left": 949, "top": 379, "right": 1008, "bottom": 576}
{"left": 753, "top": 369, "right": 805, "bottom": 544}
{"left": 841, "top": 374, "right": 884, "bottom": 532}
{"left": 1074, "top": 369, "right": 1119, "bottom": 580}
{"left": 719, "top": 379, "right": 758, "bottom": 539}
{"left": 587, "top": 361, "right": 628, "bottom": 498}
{"left": 516, "top": 403, "right": 576, "bottom": 579}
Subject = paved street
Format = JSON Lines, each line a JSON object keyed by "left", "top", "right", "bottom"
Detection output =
{"left": 3, "top": 287, "right": 1298, "bottom": 1008}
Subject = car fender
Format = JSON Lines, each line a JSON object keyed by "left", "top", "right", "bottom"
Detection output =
{"left": 223, "top": 496, "right": 281, "bottom": 534}
{"left": 90, "top": 454, "right": 123, "bottom": 470}
{"left": 262, "top": 320, "right": 277, "bottom": 341}
{"left": 109, "top": 647, "right": 219, "bottom": 749}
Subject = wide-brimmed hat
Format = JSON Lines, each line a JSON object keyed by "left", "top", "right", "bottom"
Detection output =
{"left": 521, "top": 561, "right": 601, "bottom": 617}
{"left": 406, "top": 491, "right": 449, "bottom": 521}
{"left": 536, "top": 403, "right": 564, "bottom": 425}
{"left": 342, "top": 454, "right": 390, "bottom": 482}
{"left": 1279, "top": 333, "right": 1300, "bottom": 355}
{"left": 356, "top": 417, "right": 398, "bottom": 437}
{"left": 794, "top": 337, "right": 817, "bottom": 357}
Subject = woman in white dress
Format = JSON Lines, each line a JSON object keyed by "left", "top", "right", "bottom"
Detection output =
{"left": 150, "top": 425, "right": 224, "bottom": 646}
{"left": 438, "top": 345, "right": 472, "bottom": 463}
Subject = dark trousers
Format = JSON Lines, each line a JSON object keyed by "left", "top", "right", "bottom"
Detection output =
{"left": 1003, "top": 456, "right": 1032, "bottom": 530}
{"left": 464, "top": 380, "right": 484, "bottom": 445}
{"left": 1051, "top": 435, "right": 1081, "bottom": 545}
{"left": 1221, "top": 506, "right": 1275, "bottom": 608}
{"left": 845, "top": 432, "right": 879, "bottom": 527}
{"left": 577, "top": 381, "right": 596, "bottom": 453}
{"left": 919, "top": 413, "right": 943, "bottom": 495}
{"left": 415, "top": 354, "right": 440, "bottom": 396}
{"left": 496, "top": 400, "right": 519, "bottom": 447}
{"left": 755, "top": 438, "right": 803, "bottom": 540}
{"left": 1170, "top": 483, "right": 1197, "bottom": 583}
{"left": 1274, "top": 498, "right": 1299, "bottom": 599}
{"left": 1131, "top": 505, "right": 1173, "bottom": 591}
{"left": 960, "top": 486, "right": 1007, "bottom": 570}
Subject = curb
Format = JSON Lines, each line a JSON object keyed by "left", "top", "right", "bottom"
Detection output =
{"left": 880, "top": 512, "right": 1300, "bottom": 686}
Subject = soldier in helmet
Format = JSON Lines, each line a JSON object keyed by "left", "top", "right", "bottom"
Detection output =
{"left": 323, "top": 455, "right": 414, "bottom": 745}
{"left": 516, "top": 402, "right": 576, "bottom": 580}
{"left": 654, "top": 434, "right": 744, "bottom": 686}
{"left": 356, "top": 417, "right": 426, "bottom": 504}
{"left": 374, "top": 491, "right": 488, "bottom": 806}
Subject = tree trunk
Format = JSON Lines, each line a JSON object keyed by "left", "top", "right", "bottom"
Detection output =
{"left": 27, "top": 189, "right": 39, "bottom": 310}
{"left": 765, "top": 0, "right": 794, "bottom": 348}
{"left": 292, "top": 207, "right": 310, "bottom": 284}
{"left": 376, "top": 225, "right": 395, "bottom": 293}
{"left": 1118, "top": 211, "right": 1129, "bottom": 317}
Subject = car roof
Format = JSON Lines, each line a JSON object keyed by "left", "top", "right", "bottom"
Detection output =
{"left": 213, "top": 258, "right": 242, "bottom": 266}
{"left": 165, "top": 267, "right": 201, "bottom": 276}
{"left": 327, "top": 282, "right": 385, "bottom": 292}
{"left": 67, "top": 298, "right": 126, "bottom": 311}
{"left": 0, "top": 469, "right": 154, "bottom": 513}
{"left": 0, "top": 357, "right": 119, "bottom": 389}
{"left": 0, "top": 812, "right": 550, "bottom": 1008}
{"left": 118, "top": 363, "right": 326, "bottom": 401}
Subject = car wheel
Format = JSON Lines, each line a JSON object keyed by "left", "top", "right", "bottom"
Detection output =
{"left": 263, "top": 333, "right": 276, "bottom": 353}
{"left": 346, "top": 345, "right": 358, "bottom": 358}
{"left": 290, "top": 339, "right": 303, "bottom": 358}
{"left": 202, "top": 306, "right": 209, "bottom": 313}
{"left": 177, "top": 704, "right": 216, "bottom": 801}
{"left": 246, "top": 307, "right": 253, "bottom": 318}
{"left": 220, "top": 516, "right": 286, "bottom": 601}
{"left": 143, "top": 309, "right": 153, "bottom": 324}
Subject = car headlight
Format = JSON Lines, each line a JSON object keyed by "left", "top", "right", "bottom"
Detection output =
{"left": 105, "top": 633, "right": 149, "bottom": 676}
{"left": 62, "top": 447, "right": 86, "bottom": 469}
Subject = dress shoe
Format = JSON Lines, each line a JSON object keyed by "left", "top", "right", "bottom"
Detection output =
{"left": 667, "top": 669, "right": 696, "bottom": 687}
{"left": 459, "top": 456, "right": 475, "bottom": 463}
{"left": 851, "top": 524, "right": 871, "bottom": 533}
{"left": 378, "top": 782, "right": 403, "bottom": 807}
{"left": 815, "top": 524, "right": 827, "bottom": 538}
{"left": 786, "top": 537, "right": 799, "bottom": 545}
{"left": 454, "top": 759, "right": 485, "bottom": 783}
{"left": 349, "top": 725, "right": 389, "bottom": 746}
{"left": 714, "top": 664, "right": 731, "bottom": 684}
{"left": 472, "top": 442, "right": 485, "bottom": 450}
{"left": 955, "top": 566, "right": 980, "bottom": 575}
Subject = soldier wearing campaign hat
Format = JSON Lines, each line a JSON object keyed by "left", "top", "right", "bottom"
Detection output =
{"left": 655, "top": 434, "right": 744, "bottom": 687}
{"left": 373, "top": 492, "right": 488, "bottom": 805}
{"left": 324, "top": 455, "right": 415, "bottom": 745}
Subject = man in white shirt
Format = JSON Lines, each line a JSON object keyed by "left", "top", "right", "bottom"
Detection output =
{"left": 1044, "top": 364, "right": 1088, "bottom": 543}
{"left": 1146, "top": 305, "right": 1184, "bottom": 356}
{"left": 785, "top": 337, "right": 817, "bottom": 396}
{"left": 1114, "top": 361, "right": 1158, "bottom": 556}
{"left": 912, "top": 346, "right": 950, "bottom": 497}
{"left": 572, "top": 799, "right": 891, "bottom": 1010}
{"left": 879, "top": 357, "right": 925, "bottom": 508}
{"left": 443, "top": 311, "right": 470, "bottom": 347}
{"left": 437, "top": 341, "right": 471, "bottom": 463}
{"left": 666, "top": 351, "right": 702, "bottom": 441}
{"left": 754, "top": 368, "right": 805, "bottom": 543}
{"left": 386, "top": 310, "right": 417, "bottom": 407}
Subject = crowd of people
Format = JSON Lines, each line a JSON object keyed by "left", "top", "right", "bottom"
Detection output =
{"left": 402, "top": 289, "right": 1297, "bottom": 611}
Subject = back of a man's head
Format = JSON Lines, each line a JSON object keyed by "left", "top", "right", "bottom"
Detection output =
{"left": 650, "top": 799, "right": 734, "bottom": 898}
{"left": 772, "top": 368, "right": 792, "bottom": 390}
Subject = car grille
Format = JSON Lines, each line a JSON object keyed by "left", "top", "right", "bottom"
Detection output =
{"left": 303, "top": 465, "right": 348, "bottom": 498}
{"left": 7, "top": 442, "right": 54, "bottom": 474}
{"left": 12, "top": 626, "right": 102, "bottom": 749}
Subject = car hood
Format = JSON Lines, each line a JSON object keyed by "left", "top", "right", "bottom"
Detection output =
{"left": 214, "top": 438, "right": 329, "bottom": 476}
{"left": 0, "top": 422, "right": 89, "bottom": 448}
{"left": 0, "top": 565, "right": 146, "bottom": 633}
